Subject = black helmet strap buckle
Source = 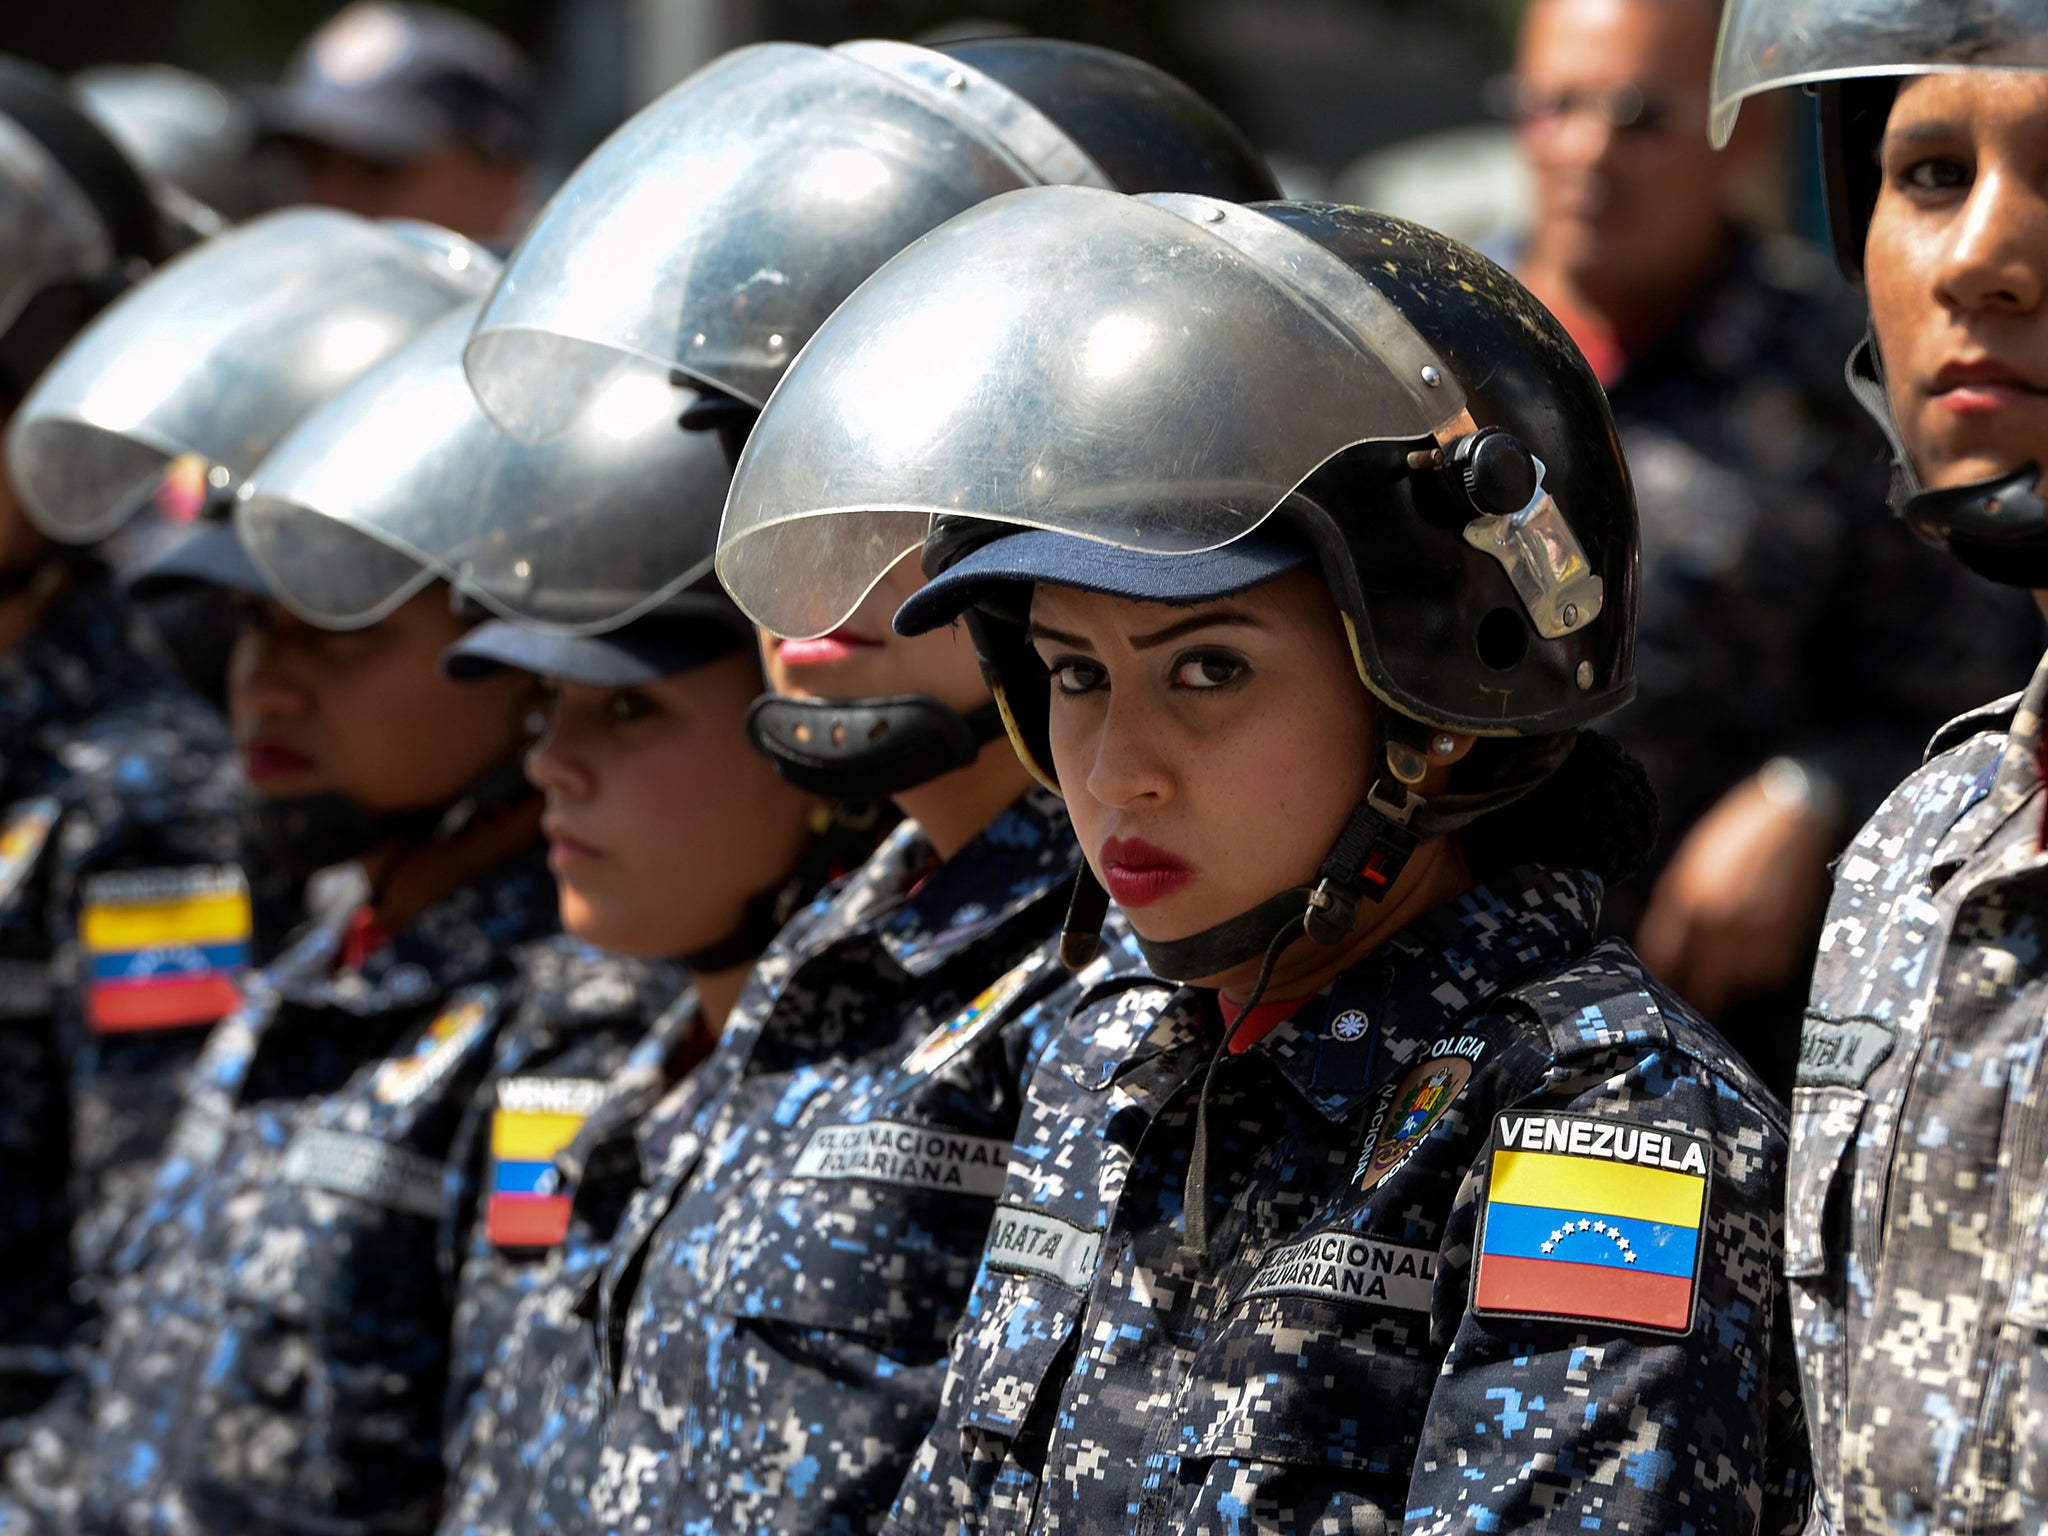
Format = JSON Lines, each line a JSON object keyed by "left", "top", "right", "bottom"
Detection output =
{"left": 745, "top": 693, "right": 1007, "bottom": 800}
{"left": 1848, "top": 331, "right": 2048, "bottom": 587}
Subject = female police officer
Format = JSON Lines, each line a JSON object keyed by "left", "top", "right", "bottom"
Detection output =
{"left": 717, "top": 187, "right": 1807, "bottom": 1534}
{"left": 0, "top": 196, "right": 486, "bottom": 1440}
{"left": 0, "top": 291, "right": 565, "bottom": 1535}
{"left": 1713, "top": 4, "right": 2048, "bottom": 1528}
{"left": 419, "top": 34, "right": 1281, "bottom": 1536}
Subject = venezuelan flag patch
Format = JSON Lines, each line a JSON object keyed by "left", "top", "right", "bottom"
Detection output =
{"left": 81, "top": 866, "right": 252, "bottom": 1034}
{"left": 1472, "top": 1110, "right": 1710, "bottom": 1335}
{"left": 486, "top": 1076, "right": 609, "bottom": 1249}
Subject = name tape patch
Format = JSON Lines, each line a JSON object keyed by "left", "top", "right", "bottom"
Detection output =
{"left": 791, "top": 1120, "right": 1008, "bottom": 1199}
{"left": 1474, "top": 1110, "right": 1710, "bottom": 1335}
{"left": 1243, "top": 1230, "right": 1438, "bottom": 1313}
{"left": 281, "top": 1127, "right": 444, "bottom": 1219}
{"left": 1797, "top": 1011, "right": 1897, "bottom": 1091}
{"left": 985, "top": 1206, "right": 1103, "bottom": 1292}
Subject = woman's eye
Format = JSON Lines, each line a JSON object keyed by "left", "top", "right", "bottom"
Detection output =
{"left": 1171, "top": 653, "right": 1245, "bottom": 690}
{"left": 1048, "top": 659, "right": 1106, "bottom": 696}
{"left": 1896, "top": 155, "right": 1971, "bottom": 194}
{"left": 606, "top": 691, "right": 657, "bottom": 723}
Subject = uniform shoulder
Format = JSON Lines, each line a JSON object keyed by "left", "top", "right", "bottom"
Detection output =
{"left": 1496, "top": 937, "right": 1787, "bottom": 1132}
{"left": 1924, "top": 688, "right": 2024, "bottom": 762}
{"left": 56, "top": 667, "right": 237, "bottom": 801}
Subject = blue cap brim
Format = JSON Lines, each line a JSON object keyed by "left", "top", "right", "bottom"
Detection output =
{"left": 124, "top": 522, "right": 273, "bottom": 601}
{"left": 894, "top": 523, "right": 1315, "bottom": 637}
{"left": 442, "top": 616, "right": 750, "bottom": 686}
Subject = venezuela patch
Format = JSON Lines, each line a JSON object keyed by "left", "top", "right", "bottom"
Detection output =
{"left": 80, "top": 865, "right": 252, "bottom": 1033}
{"left": 1472, "top": 1110, "right": 1709, "bottom": 1335}
{"left": 487, "top": 1076, "right": 609, "bottom": 1248}
{"left": 903, "top": 951, "right": 1045, "bottom": 1076}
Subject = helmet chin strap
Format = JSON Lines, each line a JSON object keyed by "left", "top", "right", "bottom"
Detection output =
{"left": 1848, "top": 332, "right": 2048, "bottom": 587}
{"left": 745, "top": 694, "right": 1008, "bottom": 799}
{"left": 244, "top": 750, "right": 538, "bottom": 891}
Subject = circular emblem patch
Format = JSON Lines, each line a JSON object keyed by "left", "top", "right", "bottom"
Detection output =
{"left": 1357, "top": 1053, "right": 1474, "bottom": 1191}
{"left": 904, "top": 956, "right": 1041, "bottom": 1076}
{"left": 1331, "top": 1009, "right": 1370, "bottom": 1042}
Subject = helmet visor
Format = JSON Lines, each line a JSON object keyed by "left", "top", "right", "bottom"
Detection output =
{"left": 0, "top": 111, "right": 113, "bottom": 340}
{"left": 6, "top": 208, "right": 494, "bottom": 543}
{"left": 238, "top": 306, "right": 736, "bottom": 632}
{"left": 716, "top": 186, "right": 1468, "bottom": 639}
{"left": 1712, "top": 0, "right": 2048, "bottom": 147}
{"left": 463, "top": 41, "right": 1080, "bottom": 437}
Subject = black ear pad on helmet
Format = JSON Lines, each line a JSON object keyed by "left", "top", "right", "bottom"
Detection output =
{"left": 1817, "top": 78, "right": 1899, "bottom": 283}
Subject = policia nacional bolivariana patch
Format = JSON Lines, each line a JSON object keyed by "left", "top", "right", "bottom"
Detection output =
{"left": 1472, "top": 1110, "right": 1710, "bottom": 1335}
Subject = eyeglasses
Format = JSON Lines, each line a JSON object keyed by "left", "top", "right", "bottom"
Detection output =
{"left": 1486, "top": 76, "right": 1711, "bottom": 137}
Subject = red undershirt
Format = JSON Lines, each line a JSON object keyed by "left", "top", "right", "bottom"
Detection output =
{"left": 338, "top": 905, "right": 396, "bottom": 971}
{"left": 1217, "top": 993, "right": 1311, "bottom": 1055}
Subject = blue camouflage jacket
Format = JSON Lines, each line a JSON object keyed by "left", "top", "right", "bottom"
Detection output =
{"left": 886, "top": 866, "right": 1808, "bottom": 1536}
{"left": 1790, "top": 647, "right": 2048, "bottom": 1534}
{"left": 531, "top": 788, "right": 1105, "bottom": 1536}
{"left": 441, "top": 937, "right": 689, "bottom": 1467}
{"left": 0, "top": 571, "right": 250, "bottom": 1435}
{"left": 0, "top": 848, "right": 557, "bottom": 1536}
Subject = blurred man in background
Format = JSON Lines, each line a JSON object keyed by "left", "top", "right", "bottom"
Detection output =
{"left": 1509, "top": 0, "right": 2042, "bottom": 1093}
{"left": 262, "top": 1, "right": 534, "bottom": 243}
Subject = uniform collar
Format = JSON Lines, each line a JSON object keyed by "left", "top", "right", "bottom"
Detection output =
{"left": 1930, "top": 648, "right": 2048, "bottom": 886}
{"left": 854, "top": 786, "right": 1077, "bottom": 980}
{"left": 1247, "top": 865, "right": 1603, "bottom": 1122}
{"left": 290, "top": 844, "right": 559, "bottom": 1014}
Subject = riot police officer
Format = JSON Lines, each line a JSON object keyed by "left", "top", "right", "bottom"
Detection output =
{"left": 717, "top": 187, "right": 1807, "bottom": 1533}
{"left": 435, "top": 34, "right": 1281, "bottom": 1536}
{"left": 0, "top": 204, "right": 489, "bottom": 1449}
{"left": 1712, "top": 3, "right": 2048, "bottom": 1529}
{"left": 0, "top": 291, "right": 564, "bottom": 1534}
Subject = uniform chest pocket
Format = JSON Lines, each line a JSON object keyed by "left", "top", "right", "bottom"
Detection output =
{"left": 1177, "top": 1288, "right": 1436, "bottom": 1479}
{"left": 1783, "top": 1086, "right": 1866, "bottom": 1281}
{"left": 716, "top": 1143, "right": 1008, "bottom": 1349}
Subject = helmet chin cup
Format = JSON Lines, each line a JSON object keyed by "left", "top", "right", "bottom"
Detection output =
{"left": 745, "top": 693, "right": 1007, "bottom": 799}
{"left": 1905, "top": 463, "right": 2048, "bottom": 587}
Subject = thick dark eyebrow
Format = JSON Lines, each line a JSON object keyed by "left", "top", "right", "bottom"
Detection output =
{"left": 1025, "top": 607, "right": 1266, "bottom": 652}
{"left": 1884, "top": 119, "right": 1967, "bottom": 146}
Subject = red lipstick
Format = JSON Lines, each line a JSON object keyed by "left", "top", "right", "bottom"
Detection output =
{"left": 238, "top": 738, "right": 316, "bottom": 785}
{"left": 777, "top": 629, "right": 881, "bottom": 667}
{"left": 1099, "top": 835, "right": 1195, "bottom": 909}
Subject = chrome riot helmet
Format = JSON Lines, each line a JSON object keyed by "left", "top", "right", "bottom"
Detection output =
{"left": 1711, "top": 0, "right": 2048, "bottom": 586}
{"left": 238, "top": 302, "right": 741, "bottom": 639}
{"left": 719, "top": 189, "right": 1640, "bottom": 978}
{"left": 73, "top": 64, "right": 260, "bottom": 229}
{"left": 465, "top": 35, "right": 1277, "bottom": 798}
{"left": 0, "top": 57, "right": 173, "bottom": 403}
{"left": 7, "top": 208, "right": 493, "bottom": 548}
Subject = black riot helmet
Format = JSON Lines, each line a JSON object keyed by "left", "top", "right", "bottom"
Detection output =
{"left": 1711, "top": 0, "right": 2048, "bottom": 587}
{"left": 0, "top": 57, "right": 172, "bottom": 403}
{"left": 464, "top": 36, "right": 1277, "bottom": 799}
{"left": 718, "top": 189, "right": 1642, "bottom": 979}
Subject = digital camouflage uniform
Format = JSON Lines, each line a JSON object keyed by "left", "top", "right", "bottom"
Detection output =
{"left": 1602, "top": 236, "right": 2041, "bottom": 933}
{"left": 436, "top": 975, "right": 710, "bottom": 1536}
{"left": 0, "top": 569, "right": 251, "bottom": 1436}
{"left": 1790, "top": 647, "right": 2048, "bottom": 1534}
{"left": 441, "top": 936, "right": 690, "bottom": 1468}
{"left": 0, "top": 848, "right": 557, "bottom": 1536}
{"left": 888, "top": 866, "right": 1809, "bottom": 1536}
{"left": 497, "top": 788, "right": 1099, "bottom": 1536}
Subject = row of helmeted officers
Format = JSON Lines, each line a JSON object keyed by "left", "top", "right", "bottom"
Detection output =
{"left": 0, "top": 1, "right": 2040, "bottom": 1533}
